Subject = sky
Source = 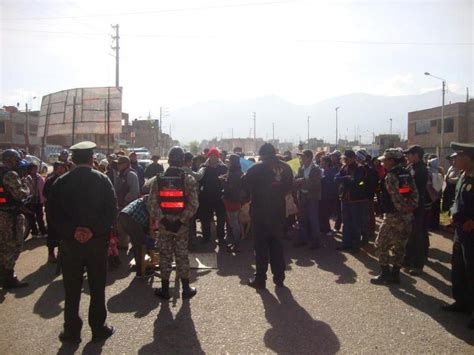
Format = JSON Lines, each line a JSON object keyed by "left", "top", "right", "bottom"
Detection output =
{"left": 1, "top": 0, "right": 473, "bottom": 142}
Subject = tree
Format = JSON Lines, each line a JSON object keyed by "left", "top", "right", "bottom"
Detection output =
{"left": 189, "top": 141, "right": 200, "bottom": 155}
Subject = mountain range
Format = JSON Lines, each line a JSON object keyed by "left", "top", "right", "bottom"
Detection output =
{"left": 171, "top": 90, "right": 466, "bottom": 144}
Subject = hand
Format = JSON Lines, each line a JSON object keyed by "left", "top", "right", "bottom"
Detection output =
{"left": 74, "top": 227, "right": 93, "bottom": 243}
{"left": 462, "top": 219, "right": 474, "bottom": 233}
{"left": 160, "top": 219, "right": 182, "bottom": 233}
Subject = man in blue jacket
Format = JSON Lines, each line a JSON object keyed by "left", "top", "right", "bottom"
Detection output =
{"left": 334, "top": 150, "right": 368, "bottom": 253}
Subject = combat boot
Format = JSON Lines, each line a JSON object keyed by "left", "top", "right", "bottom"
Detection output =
{"left": 370, "top": 265, "right": 392, "bottom": 285}
{"left": 391, "top": 266, "right": 401, "bottom": 285}
{"left": 181, "top": 278, "right": 197, "bottom": 299}
{"left": 154, "top": 279, "right": 170, "bottom": 300}
{"left": 3, "top": 269, "right": 28, "bottom": 289}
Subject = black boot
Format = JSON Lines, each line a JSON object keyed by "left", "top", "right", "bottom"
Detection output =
{"left": 154, "top": 279, "right": 170, "bottom": 300}
{"left": 391, "top": 265, "right": 401, "bottom": 284}
{"left": 181, "top": 278, "right": 197, "bottom": 299}
{"left": 3, "top": 269, "right": 28, "bottom": 289}
{"left": 370, "top": 265, "right": 392, "bottom": 285}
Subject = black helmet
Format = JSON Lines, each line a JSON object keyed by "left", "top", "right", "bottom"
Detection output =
{"left": 168, "top": 146, "right": 185, "bottom": 166}
{"left": 2, "top": 149, "right": 21, "bottom": 162}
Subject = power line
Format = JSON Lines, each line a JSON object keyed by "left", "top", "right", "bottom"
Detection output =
{"left": 3, "top": 28, "right": 473, "bottom": 46}
{"left": 2, "top": 1, "right": 294, "bottom": 21}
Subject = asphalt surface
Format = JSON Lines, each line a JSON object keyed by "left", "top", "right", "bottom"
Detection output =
{"left": 1, "top": 223, "right": 473, "bottom": 354}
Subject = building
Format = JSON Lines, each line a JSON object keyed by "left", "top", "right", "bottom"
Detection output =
{"left": 375, "top": 134, "right": 402, "bottom": 151}
{"left": 408, "top": 100, "right": 474, "bottom": 162}
{"left": 0, "top": 109, "right": 41, "bottom": 156}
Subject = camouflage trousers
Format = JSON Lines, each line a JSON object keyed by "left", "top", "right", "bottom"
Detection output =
{"left": 0, "top": 211, "right": 25, "bottom": 270}
{"left": 158, "top": 226, "right": 190, "bottom": 280}
{"left": 375, "top": 212, "right": 412, "bottom": 266}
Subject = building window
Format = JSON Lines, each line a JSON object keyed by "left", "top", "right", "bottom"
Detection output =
{"left": 15, "top": 123, "right": 24, "bottom": 135}
{"left": 415, "top": 121, "right": 430, "bottom": 135}
{"left": 0, "top": 121, "right": 5, "bottom": 134}
{"left": 445, "top": 118, "right": 454, "bottom": 133}
{"left": 29, "top": 123, "right": 38, "bottom": 136}
{"left": 431, "top": 119, "right": 438, "bottom": 127}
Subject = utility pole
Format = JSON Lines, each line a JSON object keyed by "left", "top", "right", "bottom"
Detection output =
{"left": 253, "top": 112, "right": 256, "bottom": 152}
{"left": 441, "top": 80, "right": 445, "bottom": 159}
{"left": 307, "top": 116, "right": 310, "bottom": 148}
{"left": 24, "top": 103, "right": 30, "bottom": 153}
{"left": 272, "top": 122, "right": 275, "bottom": 141}
{"left": 111, "top": 24, "right": 120, "bottom": 88}
{"left": 335, "top": 107, "right": 340, "bottom": 147}
{"left": 389, "top": 118, "right": 393, "bottom": 134}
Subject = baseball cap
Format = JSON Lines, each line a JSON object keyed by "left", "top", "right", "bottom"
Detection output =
{"left": 207, "top": 147, "right": 220, "bottom": 158}
{"left": 403, "top": 145, "right": 424, "bottom": 157}
{"left": 296, "top": 149, "right": 313, "bottom": 159}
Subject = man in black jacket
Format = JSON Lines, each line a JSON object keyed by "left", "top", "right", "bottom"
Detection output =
{"left": 403, "top": 145, "right": 429, "bottom": 276}
{"left": 198, "top": 147, "right": 227, "bottom": 244}
{"left": 50, "top": 141, "right": 117, "bottom": 344}
{"left": 242, "top": 143, "right": 293, "bottom": 289}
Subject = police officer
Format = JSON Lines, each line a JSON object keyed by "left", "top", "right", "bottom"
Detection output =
{"left": 0, "top": 149, "right": 30, "bottom": 289}
{"left": 371, "top": 148, "right": 419, "bottom": 285}
{"left": 50, "top": 141, "right": 117, "bottom": 343}
{"left": 242, "top": 143, "right": 293, "bottom": 289}
{"left": 148, "top": 146, "right": 199, "bottom": 300}
{"left": 441, "top": 142, "right": 474, "bottom": 329}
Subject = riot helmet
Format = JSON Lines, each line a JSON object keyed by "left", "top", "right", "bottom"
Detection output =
{"left": 168, "top": 146, "right": 185, "bottom": 167}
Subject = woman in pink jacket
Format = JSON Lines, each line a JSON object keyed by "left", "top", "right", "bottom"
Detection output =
{"left": 25, "top": 163, "right": 48, "bottom": 238}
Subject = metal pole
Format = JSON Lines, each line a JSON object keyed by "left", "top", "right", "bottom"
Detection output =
{"left": 307, "top": 116, "right": 310, "bottom": 148}
{"left": 253, "top": 112, "right": 256, "bottom": 151}
{"left": 25, "top": 103, "right": 30, "bottom": 153}
{"left": 440, "top": 80, "right": 445, "bottom": 160}
{"left": 389, "top": 118, "right": 392, "bottom": 134}
{"left": 335, "top": 107, "right": 339, "bottom": 147}
{"left": 71, "top": 96, "right": 76, "bottom": 146}
{"left": 111, "top": 24, "right": 120, "bottom": 88}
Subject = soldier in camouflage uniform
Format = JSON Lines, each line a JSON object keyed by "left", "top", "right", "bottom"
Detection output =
{"left": 148, "top": 146, "right": 199, "bottom": 300}
{"left": 371, "top": 148, "right": 419, "bottom": 285}
{"left": 0, "top": 149, "right": 30, "bottom": 289}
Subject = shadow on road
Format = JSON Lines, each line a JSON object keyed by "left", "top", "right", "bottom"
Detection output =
{"left": 139, "top": 300, "right": 204, "bottom": 354}
{"left": 34, "top": 279, "right": 64, "bottom": 319}
{"left": 258, "top": 287, "right": 340, "bottom": 354}
{"left": 107, "top": 277, "right": 160, "bottom": 318}
{"left": 390, "top": 281, "right": 474, "bottom": 345}
{"left": 11, "top": 263, "right": 58, "bottom": 299}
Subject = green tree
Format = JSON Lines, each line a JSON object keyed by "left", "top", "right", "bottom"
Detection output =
{"left": 189, "top": 141, "right": 200, "bottom": 155}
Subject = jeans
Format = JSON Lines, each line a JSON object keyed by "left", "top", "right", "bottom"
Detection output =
{"left": 226, "top": 210, "right": 241, "bottom": 246}
{"left": 298, "top": 194, "right": 321, "bottom": 246}
{"left": 342, "top": 201, "right": 364, "bottom": 249}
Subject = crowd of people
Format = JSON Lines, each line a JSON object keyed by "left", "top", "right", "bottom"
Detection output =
{"left": 0, "top": 138, "right": 473, "bottom": 343}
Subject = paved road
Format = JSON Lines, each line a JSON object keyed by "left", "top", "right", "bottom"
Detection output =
{"left": 0, "top": 225, "right": 473, "bottom": 354}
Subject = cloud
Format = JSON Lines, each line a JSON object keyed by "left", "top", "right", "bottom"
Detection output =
{"left": 381, "top": 74, "right": 415, "bottom": 96}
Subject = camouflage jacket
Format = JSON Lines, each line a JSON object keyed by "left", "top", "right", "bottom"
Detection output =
{"left": 1, "top": 166, "right": 30, "bottom": 204}
{"left": 147, "top": 167, "right": 199, "bottom": 225}
{"left": 384, "top": 164, "right": 419, "bottom": 212}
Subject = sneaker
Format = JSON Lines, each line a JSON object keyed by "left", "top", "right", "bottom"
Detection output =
{"left": 409, "top": 268, "right": 423, "bottom": 276}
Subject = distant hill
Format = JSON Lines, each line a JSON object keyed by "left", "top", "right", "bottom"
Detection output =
{"left": 171, "top": 91, "right": 465, "bottom": 144}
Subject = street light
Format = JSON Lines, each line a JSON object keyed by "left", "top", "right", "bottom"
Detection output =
{"left": 424, "top": 72, "right": 446, "bottom": 160}
{"left": 335, "top": 107, "right": 340, "bottom": 147}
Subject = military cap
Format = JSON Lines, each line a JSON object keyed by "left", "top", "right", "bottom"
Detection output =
{"left": 69, "top": 141, "right": 96, "bottom": 151}
{"left": 450, "top": 142, "right": 474, "bottom": 158}
{"left": 378, "top": 148, "right": 404, "bottom": 161}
